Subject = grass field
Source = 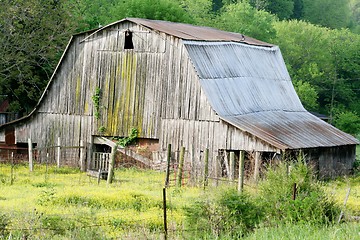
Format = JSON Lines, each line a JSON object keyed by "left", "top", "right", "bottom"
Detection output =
{"left": 0, "top": 163, "right": 359, "bottom": 239}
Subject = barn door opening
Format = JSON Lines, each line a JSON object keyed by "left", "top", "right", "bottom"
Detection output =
{"left": 91, "top": 144, "right": 111, "bottom": 172}
{"left": 218, "top": 149, "right": 240, "bottom": 179}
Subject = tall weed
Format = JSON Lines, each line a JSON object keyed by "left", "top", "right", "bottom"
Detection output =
{"left": 184, "top": 190, "right": 261, "bottom": 238}
{"left": 258, "top": 157, "right": 340, "bottom": 225}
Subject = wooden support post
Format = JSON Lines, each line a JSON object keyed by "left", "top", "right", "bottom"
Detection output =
{"left": 80, "top": 140, "right": 86, "bottom": 171}
{"left": 28, "top": 138, "right": 33, "bottom": 172}
{"left": 56, "top": 137, "right": 61, "bottom": 168}
{"left": 238, "top": 150, "right": 245, "bottom": 193}
{"left": 229, "top": 152, "right": 235, "bottom": 184}
{"left": 87, "top": 136, "right": 94, "bottom": 171}
{"left": 107, "top": 145, "right": 117, "bottom": 184}
{"left": 254, "top": 151, "right": 261, "bottom": 183}
{"left": 176, "top": 147, "right": 185, "bottom": 188}
{"left": 203, "top": 148, "right": 209, "bottom": 188}
{"left": 165, "top": 144, "right": 171, "bottom": 187}
{"left": 214, "top": 155, "right": 219, "bottom": 187}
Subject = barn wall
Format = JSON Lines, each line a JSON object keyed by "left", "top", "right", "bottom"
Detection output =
{"left": 302, "top": 145, "right": 356, "bottom": 178}
{"left": 34, "top": 21, "right": 217, "bottom": 141}
{"left": 160, "top": 118, "right": 279, "bottom": 178}
{"left": 6, "top": 21, "right": 220, "bottom": 165}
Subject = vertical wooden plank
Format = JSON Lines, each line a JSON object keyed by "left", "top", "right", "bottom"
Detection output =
{"left": 238, "top": 150, "right": 245, "bottom": 193}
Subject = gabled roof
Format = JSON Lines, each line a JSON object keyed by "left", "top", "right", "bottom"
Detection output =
{"left": 184, "top": 41, "right": 359, "bottom": 149}
{"left": 83, "top": 18, "right": 273, "bottom": 47}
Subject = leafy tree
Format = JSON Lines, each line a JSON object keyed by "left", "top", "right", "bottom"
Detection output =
{"left": 249, "top": 0, "right": 294, "bottom": 20}
{"left": 265, "top": 0, "right": 294, "bottom": 20}
{"left": 65, "top": 0, "right": 118, "bottom": 31}
{"left": 179, "top": 0, "right": 214, "bottom": 26}
{"left": 333, "top": 111, "right": 360, "bottom": 136}
{"left": 274, "top": 20, "right": 360, "bottom": 123}
{"left": 215, "top": 2, "right": 277, "bottom": 42}
{"left": 0, "top": 0, "right": 73, "bottom": 113}
{"left": 293, "top": 80, "right": 318, "bottom": 111}
{"left": 291, "top": 0, "right": 303, "bottom": 19}
{"left": 108, "top": 0, "right": 194, "bottom": 25}
{"left": 349, "top": 0, "right": 360, "bottom": 33}
{"left": 302, "top": 0, "right": 351, "bottom": 29}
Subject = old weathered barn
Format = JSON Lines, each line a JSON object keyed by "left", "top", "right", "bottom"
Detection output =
{"left": 0, "top": 18, "right": 358, "bottom": 178}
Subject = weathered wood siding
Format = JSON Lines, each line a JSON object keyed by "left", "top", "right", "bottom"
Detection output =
{"left": 160, "top": 118, "right": 278, "bottom": 175}
{"left": 11, "top": 21, "right": 221, "bottom": 164}
{"left": 302, "top": 145, "right": 356, "bottom": 178}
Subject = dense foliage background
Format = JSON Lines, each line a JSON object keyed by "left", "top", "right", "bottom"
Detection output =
{"left": 1, "top": 0, "right": 360, "bottom": 135}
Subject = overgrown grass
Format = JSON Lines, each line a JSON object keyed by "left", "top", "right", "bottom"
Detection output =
{"left": 0, "top": 162, "right": 359, "bottom": 239}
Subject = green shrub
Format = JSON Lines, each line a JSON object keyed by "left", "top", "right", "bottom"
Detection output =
{"left": 0, "top": 213, "right": 9, "bottom": 238}
{"left": 184, "top": 190, "right": 262, "bottom": 238}
{"left": 257, "top": 158, "right": 340, "bottom": 225}
{"left": 41, "top": 215, "right": 74, "bottom": 235}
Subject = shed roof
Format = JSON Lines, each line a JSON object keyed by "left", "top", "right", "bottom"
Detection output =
{"left": 184, "top": 41, "right": 359, "bottom": 149}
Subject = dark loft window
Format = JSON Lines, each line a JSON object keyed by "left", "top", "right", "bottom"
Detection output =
{"left": 124, "top": 30, "right": 134, "bottom": 49}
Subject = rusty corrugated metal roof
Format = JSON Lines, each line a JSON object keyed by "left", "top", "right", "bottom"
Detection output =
{"left": 101, "top": 18, "right": 273, "bottom": 47}
{"left": 184, "top": 41, "right": 359, "bottom": 149}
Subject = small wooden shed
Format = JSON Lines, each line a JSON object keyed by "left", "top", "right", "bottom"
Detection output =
{"left": 0, "top": 18, "right": 358, "bottom": 178}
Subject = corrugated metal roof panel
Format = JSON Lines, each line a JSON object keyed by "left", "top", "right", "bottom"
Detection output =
{"left": 185, "top": 41, "right": 305, "bottom": 116}
{"left": 184, "top": 41, "right": 359, "bottom": 149}
{"left": 223, "top": 111, "right": 358, "bottom": 149}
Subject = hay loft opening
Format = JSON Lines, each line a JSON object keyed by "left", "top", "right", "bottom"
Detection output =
{"left": 124, "top": 30, "right": 134, "bottom": 49}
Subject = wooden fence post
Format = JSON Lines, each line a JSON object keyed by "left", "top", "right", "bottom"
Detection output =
{"left": 238, "top": 150, "right": 245, "bottom": 193}
{"left": 203, "top": 148, "right": 209, "bottom": 188}
{"left": 10, "top": 152, "right": 14, "bottom": 185}
{"left": 56, "top": 137, "right": 61, "bottom": 168}
{"left": 28, "top": 138, "right": 33, "bottom": 172}
{"left": 229, "top": 152, "right": 235, "bottom": 184}
{"left": 165, "top": 144, "right": 171, "bottom": 187}
{"left": 107, "top": 145, "right": 117, "bottom": 184}
{"left": 163, "top": 187, "right": 168, "bottom": 240}
{"left": 80, "top": 140, "right": 86, "bottom": 171}
{"left": 176, "top": 147, "right": 185, "bottom": 188}
{"left": 45, "top": 153, "right": 49, "bottom": 182}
